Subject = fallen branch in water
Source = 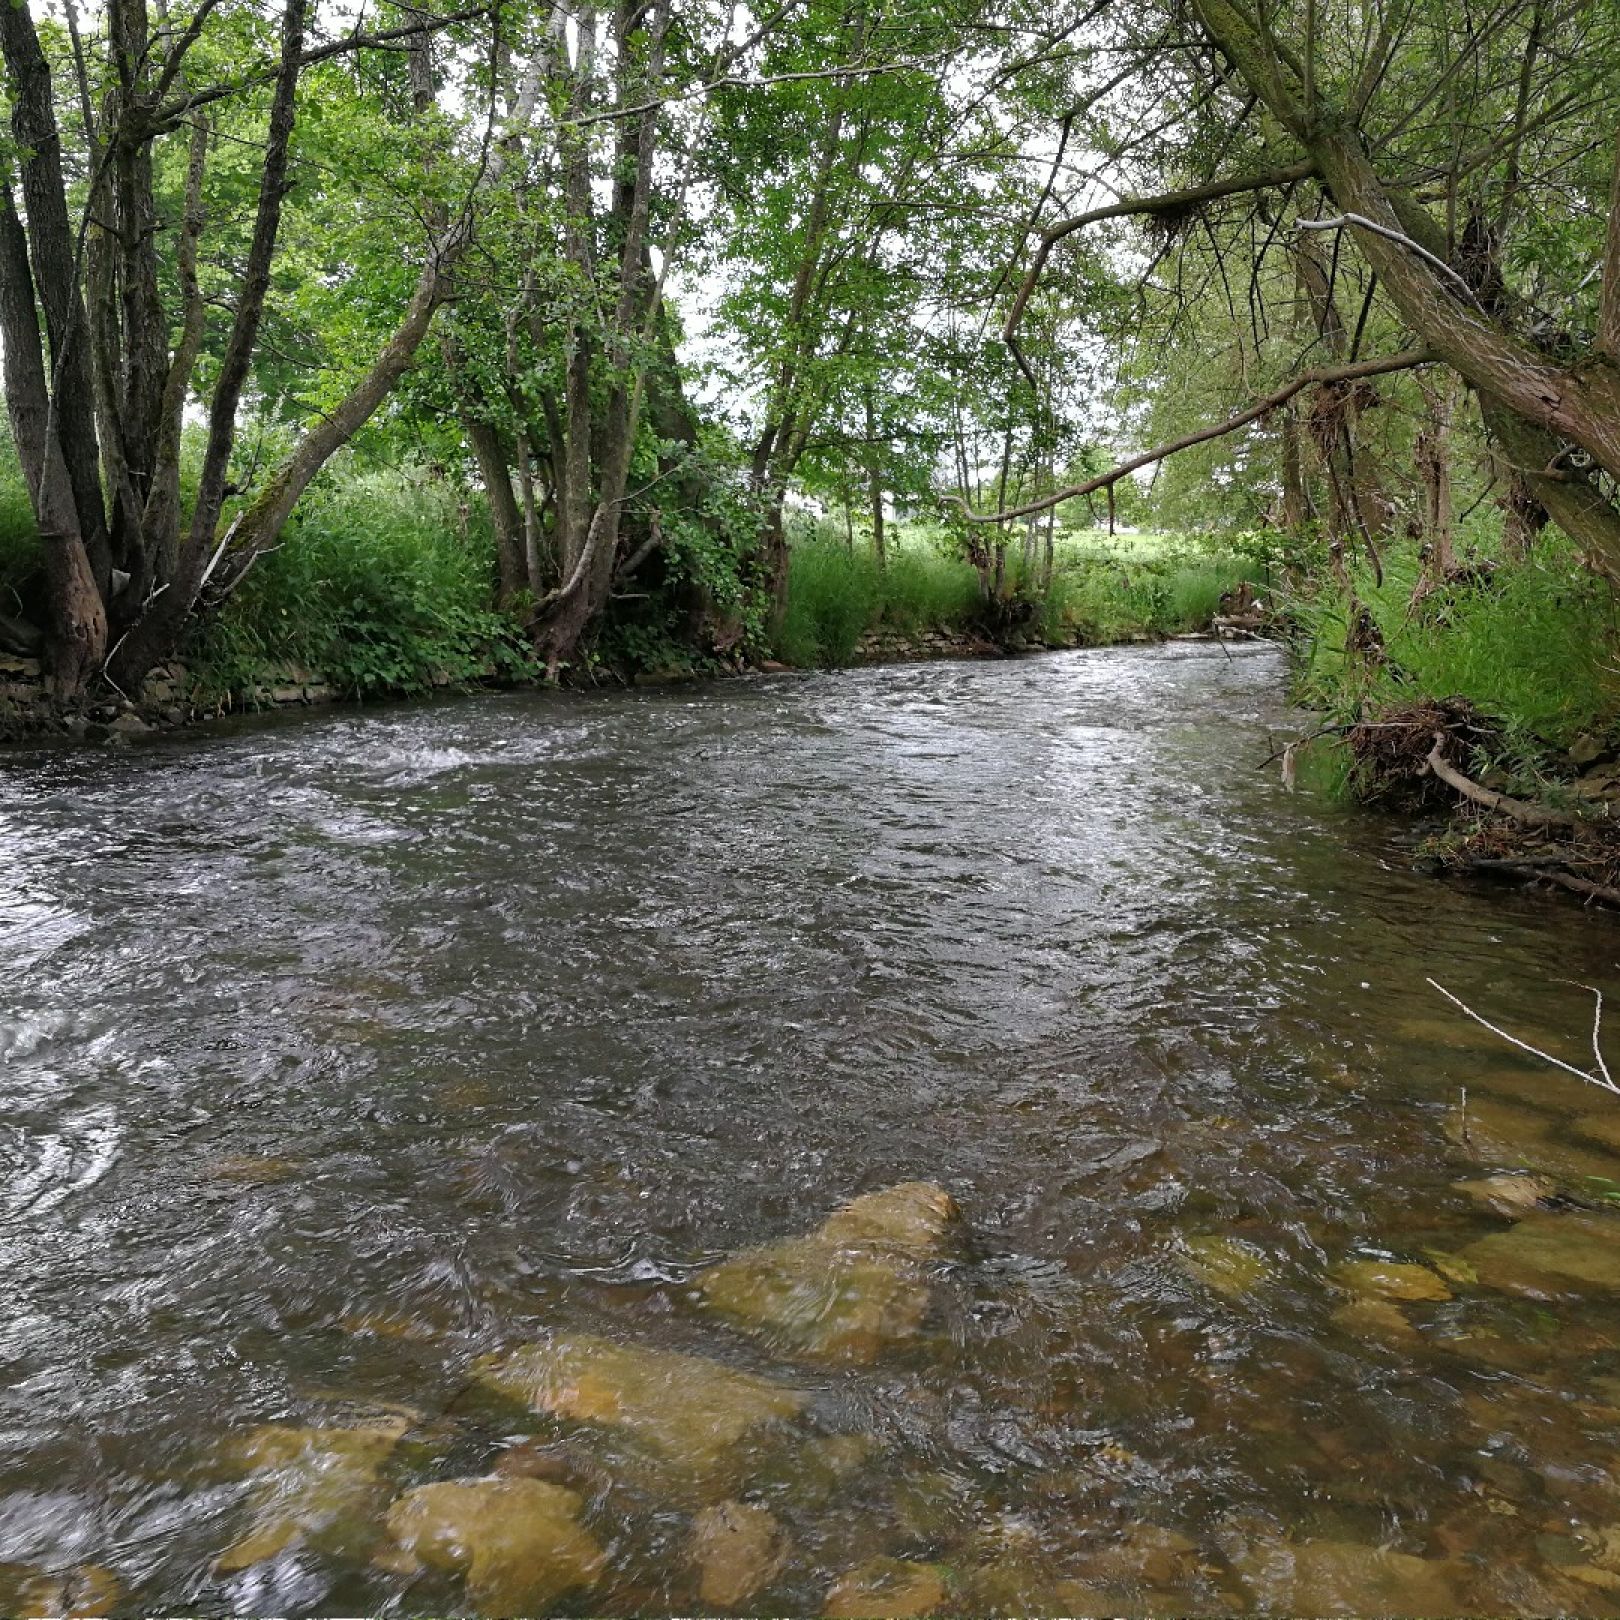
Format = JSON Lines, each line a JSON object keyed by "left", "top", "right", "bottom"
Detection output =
{"left": 1429, "top": 976, "right": 1620, "bottom": 1095}
{"left": 1422, "top": 732, "right": 1581, "bottom": 828}
{"left": 1451, "top": 855, "right": 1620, "bottom": 907}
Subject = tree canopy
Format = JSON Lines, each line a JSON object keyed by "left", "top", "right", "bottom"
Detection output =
{"left": 1, "top": 0, "right": 1617, "bottom": 692}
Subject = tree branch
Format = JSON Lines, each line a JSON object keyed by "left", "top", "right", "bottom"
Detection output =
{"left": 1001, "top": 159, "right": 1316, "bottom": 387}
{"left": 1422, "top": 732, "right": 1580, "bottom": 827}
{"left": 952, "top": 348, "right": 1434, "bottom": 524}
{"left": 150, "top": 5, "right": 489, "bottom": 128}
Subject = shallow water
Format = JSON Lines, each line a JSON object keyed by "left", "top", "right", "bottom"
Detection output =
{"left": 5, "top": 644, "right": 1620, "bottom": 1615}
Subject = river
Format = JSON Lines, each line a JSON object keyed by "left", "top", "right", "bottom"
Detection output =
{"left": 4, "top": 643, "right": 1620, "bottom": 1616}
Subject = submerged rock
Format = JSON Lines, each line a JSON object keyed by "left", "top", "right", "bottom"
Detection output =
{"left": 1447, "top": 1096, "right": 1620, "bottom": 1182}
{"left": 957, "top": 1556, "right": 1111, "bottom": 1617}
{"left": 473, "top": 1334, "right": 806, "bottom": 1494}
{"left": 1452, "top": 1172, "right": 1561, "bottom": 1216}
{"left": 1176, "top": 1234, "right": 1272, "bottom": 1298}
{"left": 688, "top": 1500, "right": 789, "bottom": 1609}
{"left": 1332, "top": 1296, "right": 1418, "bottom": 1343}
{"left": 384, "top": 1476, "right": 603, "bottom": 1614}
{"left": 1075, "top": 1522, "right": 1199, "bottom": 1588}
{"left": 1232, "top": 1537, "right": 1470, "bottom": 1616}
{"left": 1459, "top": 1212, "right": 1620, "bottom": 1297}
{"left": 2, "top": 1564, "right": 122, "bottom": 1618}
{"left": 695, "top": 1182, "right": 960, "bottom": 1364}
{"left": 824, "top": 1556, "right": 951, "bottom": 1618}
{"left": 215, "top": 1419, "right": 407, "bottom": 1572}
{"left": 1330, "top": 1259, "right": 1451, "bottom": 1302}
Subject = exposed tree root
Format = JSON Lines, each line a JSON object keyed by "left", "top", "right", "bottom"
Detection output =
{"left": 1422, "top": 733, "right": 1580, "bottom": 828}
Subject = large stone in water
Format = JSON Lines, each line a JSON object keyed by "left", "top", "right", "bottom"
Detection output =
{"left": 1330, "top": 1259, "right": 1451, "bottom": 1302}
{"left": 824, "top": 1556, "right": 951, "bottom": 1618}
{"left": 384, "top": 1476, "right": 603, "bottom": 1614}
{"left": 688, "top": 1499, "right": 789, "bottom": 1609}
{"left": 1452, "top": 1172, "right": 1560, "bottom": 1216}
{"left": 1447, "top": 1097, "right": 1620, "bottom": 1182}
{"left": 1176, "top": 1234, "right": 1272, "bottom": 1298}
{"left": 472, "top": 1335, "right": 806, "bottom": 1493}
{"left": 215, "top": 1419, "right": 407, "bottom": 1572}
{"left": 1459, "top": 1212, "right": 1620, "bottom": 1297}
{"left": 1, "top": 1564, "right": 122, "bottom": 1618}
{"left": 958, "top": 1556, "right": 1112, "bottom": 1616}
{"left": 1233, "top": 1538, "right": 1471, "bottom": 1616}
{"left": 695, "top": 1182, "right": 960, "bottom": 1364}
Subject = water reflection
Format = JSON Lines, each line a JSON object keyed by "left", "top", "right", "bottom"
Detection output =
{"left": 1, "top": 645, "right": 1619, "bottom": 1614}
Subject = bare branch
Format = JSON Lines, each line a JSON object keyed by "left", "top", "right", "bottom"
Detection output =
{"left": 1422, "top": 732, "right": 1580, "bottom": 827}
{"left": 1297, "top": 213, "right": 1483, "bottom": 308}
{"left": 1001, "top": 159, "right": 1317, "bottom": 387}
{"left": 951, "top": 348, "right": 1434, "bottom": 524}
{"left": 1429, "top": 977, "right": 1620, "bottom": 1096}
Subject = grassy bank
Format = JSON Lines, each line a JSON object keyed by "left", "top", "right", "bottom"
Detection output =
{"left": 185, "top": 473, "right": 529, "bottom": 699}
{"left": 0, "top": 430, "right": 1266, "bottom": 713}
{"left": 776, "top": 520, "right": 1264, "bottom": 667}
{"left": 1284, "top": 540, "right": 1620, "bottom": 799}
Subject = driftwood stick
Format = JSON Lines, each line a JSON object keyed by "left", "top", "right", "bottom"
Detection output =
{"left": 1428, "top": 977, "right": 1620, "bottom": 1093}
{"left": 1423, "top": 732, "right": 1580, "bottom": 827}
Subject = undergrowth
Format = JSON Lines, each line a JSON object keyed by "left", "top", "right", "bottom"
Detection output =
{"left": 188, "top": 470, "right": 531, "bottom": 698}
{"left": 1287, "top": 543, "right": 1620, "bottom": 759}
{"left": 776, "top": 521, "right": 1260, "bottom": 667}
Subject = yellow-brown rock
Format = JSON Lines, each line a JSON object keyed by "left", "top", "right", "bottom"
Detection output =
{"left": 473, "top": 1334, "right": 806, "bottom": 1495}
{"left": 696, "top": 1182, "right": 960, "bottom": 1364}
{"left": 1330, "top": 1259, "right": 1452, "bottom": 1302}
{"left": 1232, "top": 1537, "right": 1471, "bottom": 1616}
{"left": 824, "top": 1556, "right": 951, "bottom": 1618}
{"left": 688, "top": 1499, "right": 789, "bottom": 1609}
{"left": 215, "top": 1419, "right": 407, "bottom": 1572}
{"left": 384, "top": 1475, "right": 603, "bottom": 1614}
{"left": 1460, "top": 1212, "right": 1620, "bottom": 1297}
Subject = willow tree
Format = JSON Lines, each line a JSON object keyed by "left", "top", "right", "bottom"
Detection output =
{"left": 988, "top": 0, "right": 1620, "bottom": 568}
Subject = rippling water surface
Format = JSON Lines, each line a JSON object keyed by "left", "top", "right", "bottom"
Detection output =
{"left": 5, "top": 644, "right": 1620, "bottom": 1616}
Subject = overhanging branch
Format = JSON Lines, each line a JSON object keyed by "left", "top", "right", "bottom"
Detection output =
{"left": 950, "top": 347, "right": 1435, "bottom": 524}
{"left": 1001, "top": 158, "right": 1317, "bottom": 386}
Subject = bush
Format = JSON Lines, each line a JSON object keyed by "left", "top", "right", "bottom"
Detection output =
{"left": 190, "top": 466, "right": 530, "bottom": 697}
{"left": 775, "top": 530, "right": 984, "bottom": 666}
{"left": 1288, "top": 544, "right": 1620, "bottom": 751}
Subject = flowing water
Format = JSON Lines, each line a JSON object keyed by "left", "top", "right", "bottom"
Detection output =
{"left": 5, "top": 643, "right": 1620, "bottom": 1617}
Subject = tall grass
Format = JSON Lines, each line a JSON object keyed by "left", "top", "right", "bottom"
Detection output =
{"left": 775, "top": 521, "right": 1260, "bottom": 667}
{"left": 1289, "top": 544, "right": 1620, "bottom": 750}
{"left": 775, "top": 535, "right": 985, "bottom": 666}
{"left": 191, "top": 468, "right": 528, "bottom": 697}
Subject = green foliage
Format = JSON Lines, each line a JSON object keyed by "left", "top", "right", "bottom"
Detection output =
{"left": 773, "top": 521, "right": 1255, "bottom": 666}
{"left": 1042, "top": 531, "right": 1261, "bottom": 643}
{"left": 189, "top": 466, "right": 531, "bottom": 699}
{"left": 774, "top": 531, "right": 894, "bottom": 666}
{"left": 1287, "top": 543, "right": 1620, "bottom": 750}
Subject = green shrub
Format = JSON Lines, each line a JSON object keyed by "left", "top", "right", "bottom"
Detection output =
{"left": 0, "top": 433, "right": 41, "bottom": 618}
{"left": 190, "top": 465, "right": 529, "bottom": 697}
{"left": 776, "top": 530, "right": 986, "bottom": 665}
{"left": 1288, "top": 544, "right": 1620, "bottom": 749}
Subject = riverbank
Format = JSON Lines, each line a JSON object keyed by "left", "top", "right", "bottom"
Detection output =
{"left": 1276, "top": 539, "right": 1620, "bottom": 910}
{"left": 0, "top": 619, "right": 1255, "bottom": 746}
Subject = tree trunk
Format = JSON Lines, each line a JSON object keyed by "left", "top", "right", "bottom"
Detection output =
{"left": 1194, "top": 0, "right": 1620, "bottom": 570}
{"left": 464, "top": 414, "right": 528, "bottom": 608}
{"left": 1416, "top": 375, "right": 1456, "bottom": 580}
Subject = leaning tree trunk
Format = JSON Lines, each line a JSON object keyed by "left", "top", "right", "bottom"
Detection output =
{"left": 1193, "top": 0, "right": 1620, "bottom": 572}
